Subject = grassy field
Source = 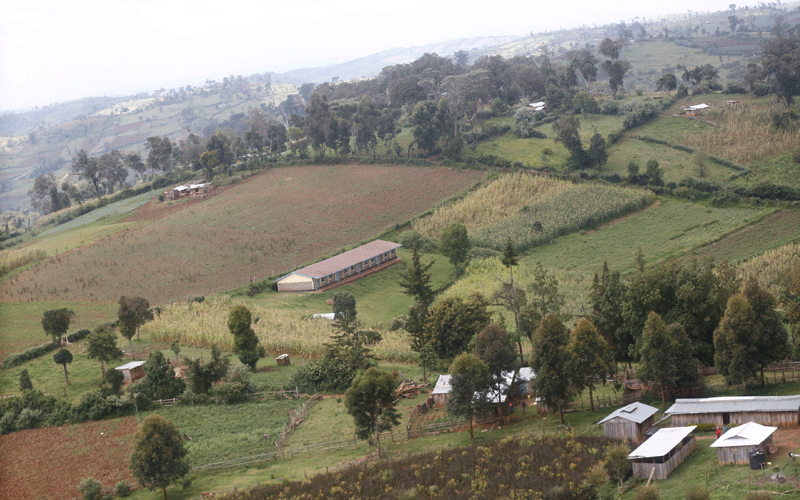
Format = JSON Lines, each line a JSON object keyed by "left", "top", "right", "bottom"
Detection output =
{"left": 0, "top": 165, "right": 486, "bottom": 306}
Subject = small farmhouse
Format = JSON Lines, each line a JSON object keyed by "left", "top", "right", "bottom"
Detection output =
{"left": 679, "top": 103, "right": 710, "bottom": 116}
{"left": 115, "top": 360, "right": 145, "bottom": 384}
{"left": 431, "top": 374, "right": 452, "bottom": 407}
{"left": 666, "top": 395, "right": 800, "bottom": 427}
{"left": 527, "top": 101, "right": 546, "bottom": 112}
{"left": 276, "top": 240, "right": 402, "bottom": 292}
{"left": 162, "top": 180, "right": 214, "bottom": 200}
{"left": 598, "top": 402, "right": 659, "bottom": 443}
{"left": 710, "top": 421, "right": 778, "bottom": 465}
{"left": 628, "top": 426, "right": 697, "bottom": 480}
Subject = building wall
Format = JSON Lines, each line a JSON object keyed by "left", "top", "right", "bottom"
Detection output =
{"left": 672, "top": 411, "right": 799, "bottom": 427}
{"left": 631, "top": 437, "right": 696, "bottom": 480}
{"left": 277, "top": 275, "right": 315, "bottom": 292}
{"left": 603, "top": 416, "right": 653, "bottom": 443}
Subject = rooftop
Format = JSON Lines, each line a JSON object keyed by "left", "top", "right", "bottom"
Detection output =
{"left": 666, "top": 395, "right": 800, "bottom": 415}
{"left": 710, "top": 421, "right": 777, "bottom": 448}
{"left": 598, "top": 402, "right": 659, "bottom": 425}
{"left": 628, "top": 426, "right": 696, "bottom": 459}
{"left": 288, "top": 240, "right": 402, "bottom": 279}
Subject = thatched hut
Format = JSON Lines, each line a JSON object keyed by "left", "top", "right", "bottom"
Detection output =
{"left": 598, "top": 402, "right": 659, "bottom": 443}
{"left": 710, "top": 421, "right": 778, "bottom": 465}
{"left": 628, "top": 426, "right": 697, "bottom": 480}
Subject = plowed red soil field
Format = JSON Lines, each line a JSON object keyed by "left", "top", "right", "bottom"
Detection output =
{"left": 0, "top": 417, "right": 139, "bottom": 500}
{"left": 1, "top": 165, "right": 486, "bottom": 305}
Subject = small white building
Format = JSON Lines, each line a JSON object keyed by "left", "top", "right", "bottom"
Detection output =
{"left": 598, "top": 402, "right": 659, "bottom": 443}
{"left": 431, "top": 374, "right": 452, "bottom": 407}
{"left": 628, "top": 426, "right": 697, "bottom": 480}
{"left": 710, "top": 421, "right": 778, "bottom": 465}
{"left": 115, "top": 361, "right": 145, "bottom": 384}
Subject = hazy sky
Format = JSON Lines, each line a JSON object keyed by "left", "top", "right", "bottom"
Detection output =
{"left": 1, "top": 0, "right": 738, "bottom": 110}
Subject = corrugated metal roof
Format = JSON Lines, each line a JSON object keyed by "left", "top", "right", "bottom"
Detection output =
{"left": 598, "top": 402, "right": 659, "bottom": 425}
{"left": 517, "top": 367, "right": 535, "bottom": 382}
{"left": 710, "top": 421, "right": 777, "bottom": 448}
{"left": 115, "top": 361, "right": 145, "bottom": 370}
{"left": 432, "top": 375, "right": 452, "bottom": 395}
{"left": 289, "top": 240, "right": 402, "bottom": 279}
{"left": 484, "top": 371, "right": 515, "bottom": 404}
{"left": 666, "top": 396, "right": 800, "bottom": 415}
{"left": 628, "top": 426, "right": 696, "bottom": 459}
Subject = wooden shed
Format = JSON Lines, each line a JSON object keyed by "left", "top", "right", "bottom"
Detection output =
{"left": 628, "top": 426, "right": 697, "bottom": 480}
{"left": 431, "top": 374, "right": 452, "bottom": 407}
{"left": 598, "top": 402, "right": 659, "bottom": 443}
{"left": 115, "top": 360, "right": 145, "bottom": 384}
{"left": 666, "top": 396, "right": 800, "bottom": 428}
{"left": 710, "top": 421, "right": 778, "bottom": 465}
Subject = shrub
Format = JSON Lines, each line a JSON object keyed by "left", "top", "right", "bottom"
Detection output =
{"left": 725, "top": 83, "right": 746, "bottom": 94}
{"left": 399, "top": 230, "right": 438, "bottom": 253}
{"left": 676, "top": 85, "right": 689, "bottom": 98}
{"left": 78, "top": 477, "right": 110, "bottom": 500}
{"left": 635, "top": 486, "right": 659, "bottom": 500}
{"left": 114, "top": 481, "right": 132, "bottom": 497}
{"left": 685, "top": 486, "right": 709, "bottom": 500}
{"left": 753, "top": 82, "right": 771, "bottom": 96}
{"left": 211, "top": 381, "right": 250, "bottom": 404}
{"left": 187, "top": 295, "right": 205, "bottom": 304}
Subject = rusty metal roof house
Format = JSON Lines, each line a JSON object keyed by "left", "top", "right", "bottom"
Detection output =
{"left": 666, "top": 395, "right": 800, "bottom": 427}
{"left": 710, "top": 421, "right": 778, "bottom": 465}
{"left": 598, "top": 402, "right": 659, "bottom": 443}
{"left": 628, "top": 426, "right": 697, "bottom": 480}
{"left": 276, "top": 240, "right": 402, "bottom": 292}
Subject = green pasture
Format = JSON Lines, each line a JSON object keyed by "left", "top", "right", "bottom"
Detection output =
{"left": 250, "top": 247, "right": 454, "bottom": 328}
{"left": 607, "top": 137, "right": 735, "bottom": 184}
{"left": 0, "top": 301, "right": 118, "bottom": 360}
{"left": 524, "top": 199, "right": 769, "bottom": 276}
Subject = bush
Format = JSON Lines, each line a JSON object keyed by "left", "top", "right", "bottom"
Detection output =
{"left": 78, "top": 477, "right": 110, "bottom": 500}
{"left": 635, "top": 486, "right": 659, "bottom": 500}
{"left": 753, "top": 82, "right": 771, "bottom": 97}
{"left": 114, "top": 481, "right": 132, "bottom": 497}
{"left": 600, "top": 101, "right": 620, "bottom": 115}
{"left": 676, "top": 85, "right": 689, "bottom": 98}
{"left": 399, "top": 230, "right": 438, "bottom": 253}
{"left": 725, "top": 83, "right": 746, "bottom": 94}
{"left": 685, "top": 486, "right": 709, "bottom": 500}
{"left": 211, "top": 381, "right": 250, "bottom": 404}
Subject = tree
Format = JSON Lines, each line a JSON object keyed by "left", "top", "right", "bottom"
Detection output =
{"left": 410, "top": 100, "right": 442, "bottom": 155}
{"left": 71, "top": 150, "right": 105, "bottom": 198}
{"left": 636, "top": 313, "right": 679, "bottom": 408}
{"left": 344, "top": 368, "right": 401, "bottom": 458}
{"left": 552, "top": 116, "right": 587, "bottom": 167}
{"left": 440, "top": 222, "right": 471, "bottom": 276}
{"left": 144, "top": 136, "right": 173, "bottom": 171}
{"left": 129, "top": 414, "right": 190, "bottom": 500}
{"left": 602, "top": 59, "right": 632, "bottom": 100}
{"left": 570, "top": 318, "right": 614, "bottom": 412}
{"left": 228, "top": 305, "right": 265, "bottom": 370}
{"left": 28, "top": 174, "right": 57, "bottom": 213}
{"left": 117, "top": 296, "right": 153, "bottom": 340}
{"left": 528, "top": 262, "right": 566, "bottom": 320}
{"left": 398, "top": 244, "right": 436, "bottom": 353}
{"left": 656, "top": 73, "right": 678, "bottom": 94}
{"left": 333, "top": 292, "right": 357, "bottom": 321}
{"left": 19, "top": 369, "right": 33, "bottom": 392}
{"left": 419, "top": 342, "right": 438, "bottom": 383}
{"left": 587, "top": 132, "right": 608, "bottom": 170}
{"left": 446, "top": 353, "right": 491, "bottom": 442}
{"left": 86, "top": 325, "right": 124, "bottom": 378}
{"left": 590, "top": 262, "right": 628, "bottom": 365}
{"left": 760, "top": 25, "right": 800, "bottom": 108}
{"left": 54, "top": 349, "right": 74, "bottom": 386}
{"left": 472, "top": 323, "right": 517, "bottom": 395}
{"left": 497, "top": 237, "right": 527, "bottom": 364}
{"left": 125, "top": 151, "right": 146, "bottom": 178}
{"left": 42, "top": 308, "right": 75, "bottom": 345}
{"left": 425, "top": 292, "right": 491, "bottom": 359}
{"left": 531, "top": 313, "right": 577, "bottom": 424}
{"left": 137, "top": 351, "right": 185, "bottom": 400}
{"left": 184, "top": 345, "right": 230, "bottom": 394}
{"left": 568, "top": 49, "right": 598, "bottom": 90}
{"left": 453, "top": 50, "right": 470, "bottom": 67}
{"left": 98, "top": 150, "right": 128, "bottom": 191}
{"left": 599, "top": 38, "right": 621, "bottom": 60}
{"left": 715, "top": 279, "right": 789, "bottom": 387}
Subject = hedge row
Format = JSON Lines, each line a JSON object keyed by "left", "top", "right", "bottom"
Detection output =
{"left": 2, "top": 328, "right": 92, "bottom": 369}
{"left": 633, "top": 135, "right": 751, "bottom": 179}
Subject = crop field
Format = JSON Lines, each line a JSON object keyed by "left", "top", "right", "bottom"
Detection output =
{"left": 0, "top": 165, "right": 486, "bottom": 306}
{"left": 0, "top": 417, "right": 139, "bottom": 500}
{"left": 470, "top": 184, "right": 654, "bottom": 252}
{"left": 143, "top": 295, "right": 416, "bottom": 362}
{"left": 524, "top": 200, "right": 768, "bottom": 275}
{"left": 155, "top": 399, "right": 305, "bottom": 468}
{"left": 412, "top": 173, "right": 573, "bottom": 238}
{"left": 689, "top": 209, "right": 800, "bottom": 266}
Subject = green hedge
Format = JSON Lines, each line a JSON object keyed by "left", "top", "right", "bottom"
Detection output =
{"left": 1, "top": 328, "right": 91, "bottom": 369}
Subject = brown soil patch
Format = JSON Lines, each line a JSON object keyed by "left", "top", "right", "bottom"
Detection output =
{"left": 1, "top": 165, "right": 486, "bottom": 305}
{"left": 589, "top": 200, "right": 661, "bottom": 232}
{"left": 0, "top": 417, "right": 139, "bottom": 500}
